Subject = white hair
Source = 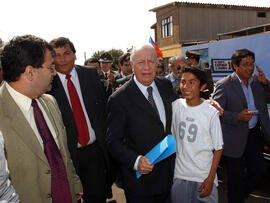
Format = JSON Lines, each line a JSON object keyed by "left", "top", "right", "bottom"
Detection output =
{"left": 130, "top": 44, "right": 157, "bottom": 63}
{"left": 169, "top": 55, "right": 186, "bottom": 67}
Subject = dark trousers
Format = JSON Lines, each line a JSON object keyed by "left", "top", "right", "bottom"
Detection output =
{"left": 77, "top": 141, "right": 108, "bottom": 203}
{"left": 125, "top": 192, "right": 170, "bottom": 203}
{"left": 225, "top": 125, "right": 265, "bottom": 203}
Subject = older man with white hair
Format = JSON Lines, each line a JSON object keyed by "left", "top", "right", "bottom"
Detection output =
{"left": 107, "top": 44, "right": 178, "bottom": 203}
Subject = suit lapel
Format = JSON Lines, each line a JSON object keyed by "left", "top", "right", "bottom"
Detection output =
{"left": 75, "top": 66, "right": 96, "bottom": 122}
{"left": 155, "top": 78, "right": 172, "bottom": 133}
{"left": 38, "top": 96, "right": 68, "bottom": 166}
{"left": 126, "top": 79, "right": 162, "bottom": 121}
{"left": 51, "top": 75, "right": 71, "bottom": 110}
{"left": 1, "top": 84, "right": 49, "bottom": 166}
{"left": 51, "top": 75, "right": 75, "bottom": 123}
{"left": 231, "top": 72, "right": 248, "bottom": 107}
{"left": 250, "top": 79, "right": 260, "bottom": 110}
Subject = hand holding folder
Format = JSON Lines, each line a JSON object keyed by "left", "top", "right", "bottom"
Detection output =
{"left": 136, "top": 135, "right": 176, "bottom": 178}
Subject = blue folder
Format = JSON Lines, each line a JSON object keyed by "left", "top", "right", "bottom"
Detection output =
{"left": 136, "top": 135, "right": 176, "bottom": 179}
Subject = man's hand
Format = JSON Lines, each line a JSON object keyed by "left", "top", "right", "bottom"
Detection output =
{"left": 137, "top": 156, "right": 153, "bottom": 175}
{"left": 238, "top": 109, "right": 253, "bottom": 122}
{"left": 107, "top": 73, "right": 115, "bottom": 86}
{"left": 254, "top": 65, "right": 268, "bottom": 85}
{"left": 198, "top": 177, "right": 214, "bottom": 197}
{"left": 76, "top": 192, "right": 83, "bottom": 200}
{"left": 207, "top": 100, "right": 224, "bottom": 116}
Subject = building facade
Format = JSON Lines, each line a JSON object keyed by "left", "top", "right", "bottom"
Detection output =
{"left": 150, "top": 2, "right": 270, "bottom": 58}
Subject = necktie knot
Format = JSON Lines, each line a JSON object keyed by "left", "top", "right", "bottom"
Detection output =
{"left": 66, "top": 74, "right": 71, "bottom": 80}
{"left": 31, "top": 99, "right": 38, "bottom": 108}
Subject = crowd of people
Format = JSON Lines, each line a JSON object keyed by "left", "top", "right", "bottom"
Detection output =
{"left": 0, "top": 35, "right": 269, "bottom": 203}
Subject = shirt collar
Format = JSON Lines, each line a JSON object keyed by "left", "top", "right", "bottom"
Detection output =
{"left": 57, "top": 66, "right": 77, "bottom": 84}
{"left": 102, "top": 70, "right": 110, "bottom": 75}
{"left": 235, "top": 73, "right": 254, "bottom": 85}
{"left": 133, "top": 75, "right": 156, "bottom": 95}
{"left": 6, "top": 82, "right": 33, "bottom": 114}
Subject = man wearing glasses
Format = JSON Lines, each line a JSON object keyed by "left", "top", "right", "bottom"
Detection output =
{"left": 0, "top": 35, "right": 82, "bottom": 203}
{"left": 213, "top": 49, "right": 270, "bottom": 203}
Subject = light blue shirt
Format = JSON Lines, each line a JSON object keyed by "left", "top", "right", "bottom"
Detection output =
{"left": 165, "top": 73, "right": 179, "bottom": 88}
{"left": 236, "top": 75, "right": 258, "bottom": 129}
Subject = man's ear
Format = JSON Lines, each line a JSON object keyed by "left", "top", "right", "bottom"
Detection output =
{"left": 233, "top": 64, "right": 238, "bottom": 71}
{"left": 200, "top": 83, "right": 207, "bottom": 92}
{"left": 24, "top": 65, "right": 35, "bottom": 81}
{"left": 130, "top": 61, "right": 134, "bottom": 72}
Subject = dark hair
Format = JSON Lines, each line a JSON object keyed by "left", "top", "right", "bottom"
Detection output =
{"left": 84, "top": 57, "right": 100, "bottom": 66}
{"left": 181, "top": 66, "right": 207, "bottom": 87}
{"left": 0, "top": 35, "right": 53, "bottom": 82}
{"left": 49, "top": 37, "right": 76, "bottom": 53}
{"left": 118, "top": 53, "right": 130, "bottom": 66}
{"left": 231, "top": 49, "right": 255, "bottom": 67}
{"left": 157, "top": 63, "right": 165, "bottom": 72}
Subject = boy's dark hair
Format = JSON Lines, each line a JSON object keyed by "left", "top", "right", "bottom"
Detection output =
{"left": 49, "top": 37, "right": 76, "bottom": 53}
{"left": 231, "top": 49, "right": 255, "bottom": 67}
{"left": 182, "top": 66, "right": 207, "bottom": 87}
{"left": 1, "top": 35, "right": 54, "bottom": 82}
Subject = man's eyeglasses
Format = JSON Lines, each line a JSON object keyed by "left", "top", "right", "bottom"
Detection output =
{"left": 45, "top": 64, "right": 56, "bottom": 72}
{"left": 239, "top": 62, "right": 254, "bottom": 68}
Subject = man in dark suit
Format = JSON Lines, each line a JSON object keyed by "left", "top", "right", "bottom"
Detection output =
{"left": 213, "top": 49, "right": 270, "bottom": 203}
{"left": 107, "top": 44, "right": 178, "bottom": 203}
{"left": 48, "top": 37, "right": 113, "bottom": 203}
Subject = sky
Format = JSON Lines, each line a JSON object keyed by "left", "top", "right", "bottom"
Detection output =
{"left": 1, "top": 0, "right": 270, "bottom": 64}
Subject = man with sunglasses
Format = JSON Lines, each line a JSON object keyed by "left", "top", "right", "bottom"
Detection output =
{"left": 213, "top": 48, "right": 270, "bottom": 203}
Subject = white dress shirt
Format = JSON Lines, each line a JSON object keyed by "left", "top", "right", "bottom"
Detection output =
{"left": 6, "top": 82, "right": 59, "bottom": 149}
{"left": 133, "top": 76, "right": 166, "bottom": 170}
{"left": 57, "top": 67, "right": 96, "bottom": 146}
{"left": 134, "top": 76, "right": 166, "bottom": 129}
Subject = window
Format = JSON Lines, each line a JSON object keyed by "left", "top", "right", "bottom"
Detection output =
{"left": 257, "top": 12, "right": 266, "bottom": 18}
{"left": 161, "top": 16, "right": 173, "bottom": 38}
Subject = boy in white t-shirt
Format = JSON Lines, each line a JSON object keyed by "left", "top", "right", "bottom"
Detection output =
{"left": 171, "top": 67, "right": 223, "bottom": 203}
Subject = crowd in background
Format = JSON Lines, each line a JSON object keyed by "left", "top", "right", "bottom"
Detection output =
{"left": 0, "top": 35, "right": 270, "bottom": 203}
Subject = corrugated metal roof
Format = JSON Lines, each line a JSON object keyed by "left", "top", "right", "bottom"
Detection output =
{"left": 149, "top": 1, "right": 270, "bottom": 12}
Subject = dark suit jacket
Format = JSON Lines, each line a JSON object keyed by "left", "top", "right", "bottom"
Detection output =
{"left": 48, "top": 65, "right": 111, "bottom": 173}
{"left": 114, "top": 74, "right": 133, "bottom": 89}
{"left": 107, "top": 77, "right": 178, "bottom": 196}
{"left": 213, "top": 72, "right": 270, "bottom": 158}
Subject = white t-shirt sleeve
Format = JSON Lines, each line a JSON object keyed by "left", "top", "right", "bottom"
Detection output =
{"left": 171, "top": 100, "right": 178, "bottom": 139}
{"left": 210, "top": 111, "right": 224, "bottom": 151}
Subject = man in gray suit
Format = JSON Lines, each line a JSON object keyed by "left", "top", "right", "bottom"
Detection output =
{"left": 0, "top": 35, "right": 82, "bottom": 203}
{"left": 213, "top": 49, "right": 270, "bottom": 203}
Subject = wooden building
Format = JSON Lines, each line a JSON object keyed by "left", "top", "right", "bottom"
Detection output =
{"left": 149, "top": 1, "right": 270, "bottom": 58}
